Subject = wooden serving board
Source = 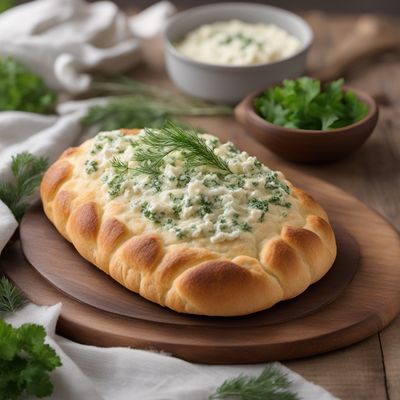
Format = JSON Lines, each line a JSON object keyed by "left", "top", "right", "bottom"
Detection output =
{"left": 18, "top": 204, "right": 359, "bottom": 328}
{"left": 2, "top": 118, "right": 400, "bottom": 364}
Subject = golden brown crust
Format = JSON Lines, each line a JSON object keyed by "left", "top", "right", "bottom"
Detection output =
{"left": 120, "top": 128, "right": 141, "bottom": 136}
{"left": 171, "top": 260, "right": 283, "bottom": 315}
{"left": 97, "top": 218, "right": 130, "bottom": 271}
{"left": 40, "top": 130, "right": 337, "bottom": 316}
{"left": 122, "top": 234, "right": 164, "bottom": 274}
{"left": 41, "top": 161, "right": 73, "bottom": 203}
{"left": 52, "top": 190, "right": 75, "bottom": 238}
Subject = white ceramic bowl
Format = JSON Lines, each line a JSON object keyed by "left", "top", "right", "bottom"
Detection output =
{"left": 164, "top": 3, "right": 313, "bottom": 104}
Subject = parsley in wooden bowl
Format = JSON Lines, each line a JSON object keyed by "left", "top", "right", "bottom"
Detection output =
{"left": 235, "top": 77, "right": 378, "bottom": 163}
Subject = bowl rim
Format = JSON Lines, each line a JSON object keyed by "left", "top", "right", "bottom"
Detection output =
{"left": 239, "top": 84, "right": 378, "bottom": 136}
{"left": 164, "top": 2, "right": 314, "bottom": 71}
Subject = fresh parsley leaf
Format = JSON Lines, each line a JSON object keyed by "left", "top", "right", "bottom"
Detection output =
{"left": 0, "top": 57, "right": 57, "bottom": 114}
{"left": 0, "top": 152, "right": 48, "bottom": 222}
{"left": 209, "top": 365, "right": 299, "bottom": 400}
{"left": 0, "top": 277, "right": 27, "bottom": 313}
{"left": 0, "top": 0, "right": 15, "bottom": 13}
{"left": 254, "top": 77, "right": 368, "bottom": 131}
{"left": 0, "top": 320, "right": 62, "bottom": 400}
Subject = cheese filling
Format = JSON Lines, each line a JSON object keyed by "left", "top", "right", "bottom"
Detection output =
{"left": 85, "top": 129, "right": 292, "bottom": 244}
{"left": 175, "top": 19, "right": 301, "bottom": 66}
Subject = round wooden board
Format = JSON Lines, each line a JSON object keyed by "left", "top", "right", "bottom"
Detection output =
{"left": 18, "top": 203, "right": 359, "bottom": 328}
{"left": 2, "top": 130, "right": 400, "bottom": 364}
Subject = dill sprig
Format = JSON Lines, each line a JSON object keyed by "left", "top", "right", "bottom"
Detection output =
{"left": 83, "top": 76, "right": 232, "bottom": 131}
{"left": 134, "top": 122, "right": 232, "bottom": 175}
{"left": 110, "top": 157, "right": 130, "bottom": 174}
{"left": 0, "top": 152, "right": 48, "bottom": 221}
{"left": 91, "top": 75, "right": 232, "bottom": 112}
{"left": 110, "top": 122, "right": 232, "bottom": 178}
{"left": 209, "top": 366, "right": 299, "bottom": 400}
{"left": 0, "top": 277, "right": 27, "bottom": 313}
{"left": 110, "top": 157, "right": 160, "bottom": 178}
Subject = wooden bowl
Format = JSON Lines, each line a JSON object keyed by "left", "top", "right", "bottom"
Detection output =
{"left": 234, "top": 85, "right": 379, "bottom": 163}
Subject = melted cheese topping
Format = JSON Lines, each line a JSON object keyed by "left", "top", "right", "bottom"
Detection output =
{"left": 81, "top": 129, "right": 308, "bottom": 258}
{"left": 175, "top": 19, "right": 301, "bottom": 66}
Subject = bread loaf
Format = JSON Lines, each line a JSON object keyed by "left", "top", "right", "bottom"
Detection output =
{"left": 41, "top": 127, "right": 336, "bottom": 316}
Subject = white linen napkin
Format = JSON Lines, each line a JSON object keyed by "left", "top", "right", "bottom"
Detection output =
{"left": 4, "top": 304, "right": 339, "bottom": 400}
{"left": 0, "top": 0, "right": 174, "bottom": 94}
{"left": 0, "top": 1, "right": 338, "bottom": 398}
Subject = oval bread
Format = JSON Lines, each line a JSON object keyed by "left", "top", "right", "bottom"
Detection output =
{"left": 40, "top": 128, "right": 337, "bottom": 316}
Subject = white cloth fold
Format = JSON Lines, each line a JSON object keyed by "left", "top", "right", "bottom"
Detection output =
{"left": 0, "top": 0, "right": 174, "bottom": 93}
{"left": 5, "top": 304, "right": 338, "bottom": 400}
{"left": 0, "top": 1, "right": 338, "bottom": 398}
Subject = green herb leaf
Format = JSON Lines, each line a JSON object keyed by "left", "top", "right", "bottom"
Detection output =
{"left": 82, "top": 100, "right": 171, "bottom": 131}
{"left": 0, "top": 0, "right": 15, "bottom": 13}
{"left": 0, "top": 152, "right": 48, "bottom": 221}
{"left": 254, "top": 77, "right": 368, "bottom": 131}
{"left": 83, "top": 76, "right": 232, "bottom": 131}
{"left": 0, "top": 277, "right": 26, "bottom": 313}
{"left": 0, "top": 57, "right": 57, "bottom": 114}
{"left": 109, "top": 122, "right": 232, "bottom": 180}
{"left": 209, "top": 366, "right": 299, "bottom": 400}
{"left": 133, "top": 121, "right": 232, "bottom": 176}
{"left": 0, "top": 320, "right": 62, "bottom": 400}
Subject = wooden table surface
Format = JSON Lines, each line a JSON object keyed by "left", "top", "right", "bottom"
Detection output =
{"left": 135, "top": 10, "right": 400, "bottom": 399}
{"left": 285, "top": 14, "right": 399, "bottom": 400}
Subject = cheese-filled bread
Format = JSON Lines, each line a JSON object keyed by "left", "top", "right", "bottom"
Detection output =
{"left": 41, "top": 124, "right": 336, "bottom": 316}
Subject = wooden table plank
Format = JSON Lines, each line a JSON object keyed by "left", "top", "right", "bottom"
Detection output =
{"left": 301, "top": 13, "right": 400, "bottom": 400}
{"left": 286, "top": 335, "right": 388, "bottom": 400}
{"left": 381, "top": 318, "right": 400, "bottom": 400}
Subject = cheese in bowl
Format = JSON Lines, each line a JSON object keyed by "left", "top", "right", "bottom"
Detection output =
{"left": 41, "top": 123, "right": 336, "bottom": 316}
{"left": 175, "top": 19, "right": 301, "bottom": 66}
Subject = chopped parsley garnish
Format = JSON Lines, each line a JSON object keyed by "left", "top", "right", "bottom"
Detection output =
{"left": 220, "top": 33, "right": 261, "bottom": 49}
{"left": 105, "top": 174, "right": 124, "bottom": 198}
{"left": 197, "top": 195, "right": 214, "bottom": 217}
{"left": 85, "top": 160, "right": 98, "bottom": 174}
{"left": 248, "top": 197, "right": 269, "bottom": 222}
{"left": 140, "top": 201, "right": 162, "bottom": 224}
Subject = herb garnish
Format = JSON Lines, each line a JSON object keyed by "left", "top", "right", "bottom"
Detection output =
{"left": 0, "top": 320, "right": 62, "bottom": 399}
{"left": 0, "top": 152, "right": 48, "bottom": 222}
{"left": 82, "top": 100, "right": 171, "bottom": 131}
{"left": 220, "top": 32, "right": 261, "bottom": 49}
{"left": 0, "top": 0, "right": 15, "bottom": 13}
{"left": 248, "top": 197, "right": 269, "bottom": 222}
{"left": 85, "top": 160, "right": 98, "bottom": 174}
{"left": 0, "top": 278, "right": 62, "bottom": 399}
{"left": 0, "top": 57, "right": 57, "bottom": 114}
{"left": 0, "top": 277, "right": 26, "bottom": 313}
{"left": 112, "top": 121, "right": 232, "bottom": 178}
{"left": 254, "top": 77, "right": 368, "bottom": 130}
{"left": 209, "top": 365, "right": 298, "bottom": 400}
{"left": 82, "top": 76, "right": 232, "bottom": 131}
{"left": 91, "top": 128, "right": 292, "bottom": 242}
